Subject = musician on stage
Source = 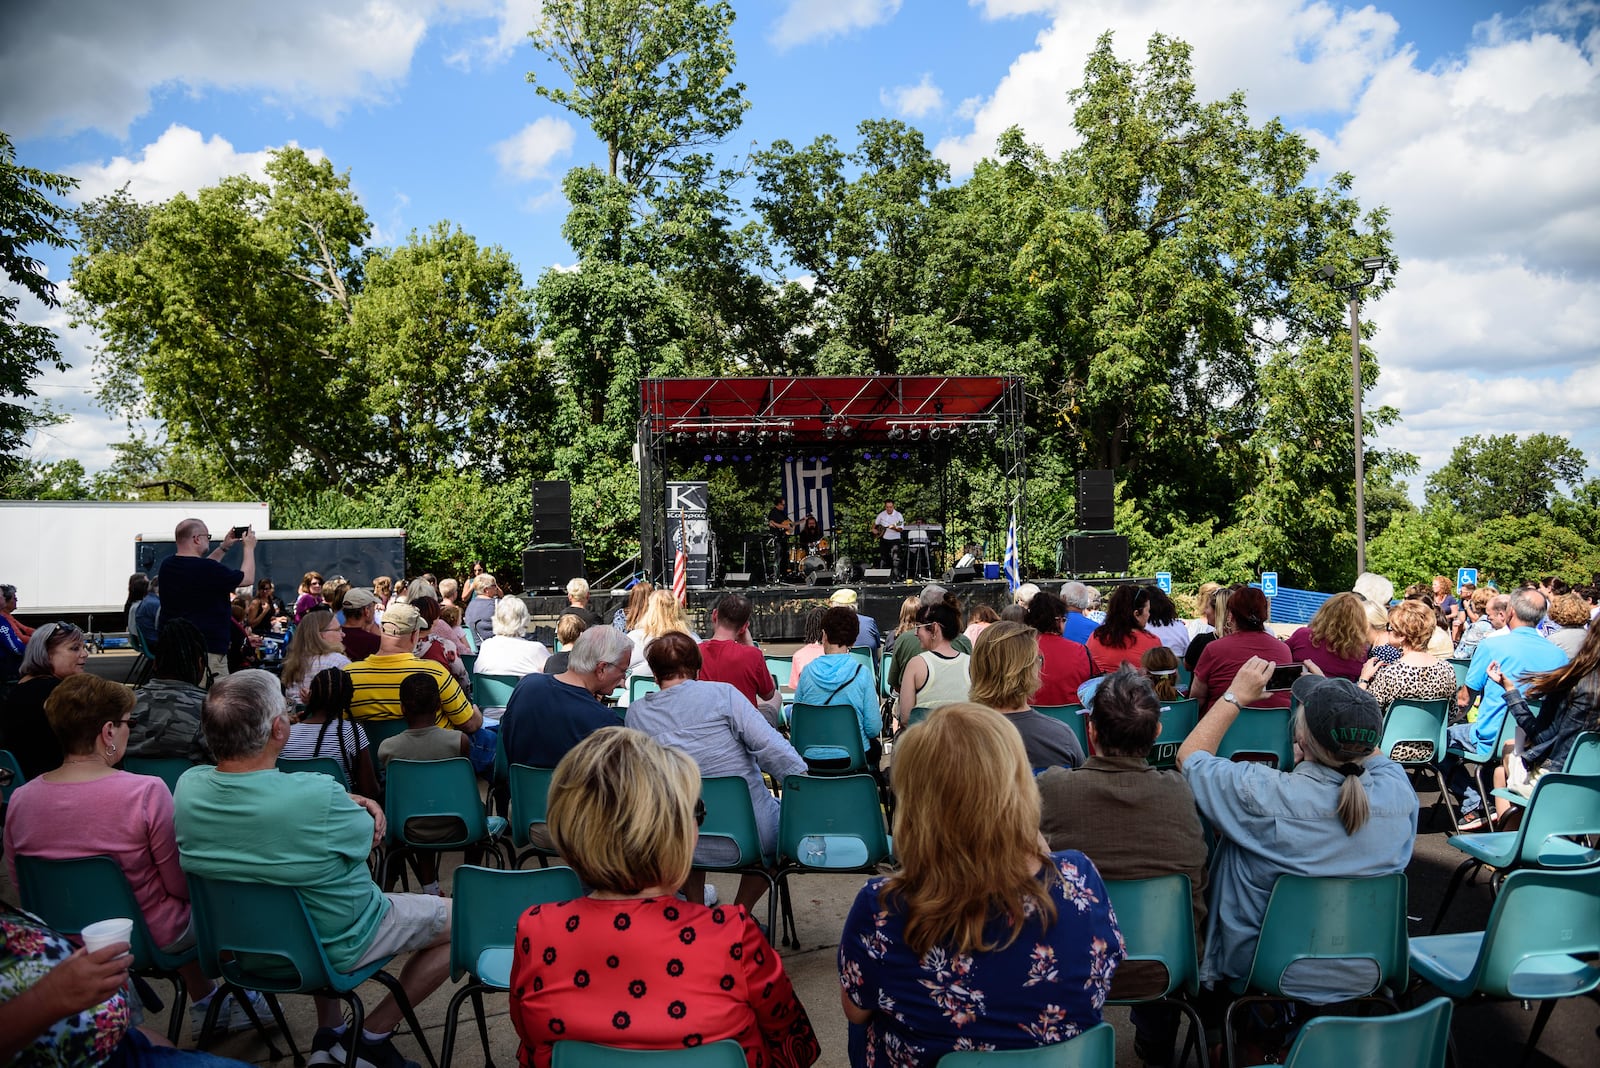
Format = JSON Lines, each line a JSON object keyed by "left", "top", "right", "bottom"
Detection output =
{"left": 766, "top": 495, "right": 793, "bottom": 577}
{"left": 796, "top": 511, "right": 822, "bottom": 550}
{"left": 872, "top": 499, "right": 906, "bottom": 579}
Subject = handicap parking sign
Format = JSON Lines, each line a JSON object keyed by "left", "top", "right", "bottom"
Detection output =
{"left": 1261, "top": 571, "right": 1279, "bottom": 598}
{"left": 1457, "top": 567, "right": 1478, "bottom": 589}
{"left": 1155, "top": 572, "right": 1172, "bottom": 594}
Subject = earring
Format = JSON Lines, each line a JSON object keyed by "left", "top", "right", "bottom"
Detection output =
{"left": 106, "top": 742, "right": 118, "bottom": 758}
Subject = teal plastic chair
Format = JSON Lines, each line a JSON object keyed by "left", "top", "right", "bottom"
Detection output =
{"left": 1032, "top": 704, "right": 1088, "bottom": 755}
{"left": 695, "top": 775, "right": 779, "bottom": 936}
{"left": 906, "top": 704, "right": 931, "bottom": 727}
{"left": 628, "top": 674, "right": 660, "bottom": 703}
{"left": 551, "top": 1039, "right": 746, "bottom": 1066}
{"left": 1442, "top": 700, "right": 1526, "bottom": 831}
{"left": 775, "top": 773, "right": 893, "bottom": 949}
{"left": 848, "top": 647, "right": 875, "bottom": 683}
{"left": 1379, "top": 697, "right": 1452, "bottom": 826}
{"left": 472, "top": 672, "right": 520, "bottom": 711}
{"left": 276, "top": 755, "right": 350, "bottom": 789}
{"left": 15, "top": 854, "right": 197, "bottom": 1043}
{"left": 121, "top": 755, "right": 193, "bottom": 796}
{"left": 1409, "top": 867, "right": 1600, "bottom": 1065}
{"left": 1243, "top": 996, "right": 1453, "bottom": 1068}
{"left": 186, "top": 873, "right": 437, "bottom": 1068}
{"left": 126, "top": 624, "right": 156, "bottom": 685}
{"left": 1429, "top": 772, "right": 1600, "bottom": 933}
{"left": 509, "top": 763, "right": 559, "bottom": 868}
{"left": 1103, "top": 875, "right": 1205, "bottom": 1068}
{"left": 1219, "top": 706, "right": 1294, "bottom": 769}
{"left": 1176, "top": 659, "right": 1193, "bottom": 694}
{"left": 879, "top": 653, "right": 894, "bottom": 698}
{"left": 1491, "top": 730, "right": 1600, "bottom": 810}
{"left": 1224, "top": 874, "right": 1410, "bottom": 1068}
{"left": 1147, "top": 698, "right": 1200, "bottom": 769}
{"left": 1446, "top": 657, "right": 1471, "bottom": 688}
{"left": 358, "top": 717, "right": 410, "bottom": 783}
{"left": 0, "top": 748, "right": 25, "bottom": 807}
{"left": 940, "top": 1022, "right": 1115, "bottom": 1065}
{"left": 788, "top": 702, "right": 868, "bottom": 772}
{"left": 381, "top": 758, "right": 511, "bottom": 887}
{"left": 764, "top": 654, "right": 793, "bottom": 688}
{"left": 440, "top": 865, "right": 583, "bottom": 1068}
{"left": 458, "top": 652, "right": 476, "bottom": 678}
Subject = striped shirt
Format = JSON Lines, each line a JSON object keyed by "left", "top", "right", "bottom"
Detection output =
{"left": 343, "top": 652, "right": 475, "bottom": 727}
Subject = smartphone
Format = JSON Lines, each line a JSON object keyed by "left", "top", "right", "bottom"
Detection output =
{"left": 228, "top": 525, "right": 249, "bottom": 539}
{"left": 1266, "top": 662, "right": 1304, "bottom": 691}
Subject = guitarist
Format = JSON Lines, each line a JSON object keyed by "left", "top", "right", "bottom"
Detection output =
{"left": 766, "top": 494, "right": 794, "bottom": 577}
{"left": 872, "top": 499, "right": 907, "bottom": 579}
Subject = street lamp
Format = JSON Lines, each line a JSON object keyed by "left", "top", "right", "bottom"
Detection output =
{"left": 1318, "top": 256, "right": 1390, "bottom": 575}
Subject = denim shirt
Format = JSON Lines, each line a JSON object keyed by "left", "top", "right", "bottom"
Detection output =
{"left": 1183, "top": 751, "right": 1417, "bottom": 997}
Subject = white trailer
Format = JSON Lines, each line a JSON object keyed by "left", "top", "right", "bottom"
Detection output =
{"left": 0, "top": 500, "right": 270, "bottom": 622}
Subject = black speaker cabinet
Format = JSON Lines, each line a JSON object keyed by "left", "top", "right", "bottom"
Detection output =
{"left": 1066, "top": 534, "right": 1129, "bottom": 576}
{"left": 523, "top": 547, "right": 585, "bottom": 591}
{"left": 723, "top": 572, "right": 753, "bottom": 587}
{"left": 861, "top": 568, "right": 893, "bottom": 584}
{"left": 532, "top": 480, "right": 573, "bottom": 545}
{"left": 1076, "top": 469, "right": 1115, "bottom": 531}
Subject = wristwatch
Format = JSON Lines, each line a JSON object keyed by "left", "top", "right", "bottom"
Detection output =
{"left": 1220, "top": 691, "right": 1242, "bottom": 709}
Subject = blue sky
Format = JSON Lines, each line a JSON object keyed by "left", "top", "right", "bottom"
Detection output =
{"left": 3, "top": 0, "right": 1597, "bottom": 500}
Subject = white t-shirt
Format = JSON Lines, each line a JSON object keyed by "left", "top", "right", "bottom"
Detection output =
{"left": 472, "top": 635, "right": 551, "bottom": 677}
{"left": 875, "top": 509, "right": 905, "bottom": 540}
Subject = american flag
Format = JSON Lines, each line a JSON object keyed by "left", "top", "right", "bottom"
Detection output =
{"left": 783, "top": 456, "right": 834, "bottom": 532}
{"left": 672, "top": 538, "right": 687, "bottom": 606}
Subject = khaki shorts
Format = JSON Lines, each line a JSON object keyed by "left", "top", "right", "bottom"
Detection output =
{"left": 354, "top": 893, "right": 451, "bottom": 968}
{"left": 206, "top": 653, "right": 231, "bottom": 682}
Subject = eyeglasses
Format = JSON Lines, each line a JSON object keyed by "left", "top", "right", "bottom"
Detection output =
{"left": 117, "top": 713, "right": 141, "bottom": 727}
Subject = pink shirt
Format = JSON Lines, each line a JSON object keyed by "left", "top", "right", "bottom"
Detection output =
{"left": 2, "top": 773, "right": 190, "bottom": 947}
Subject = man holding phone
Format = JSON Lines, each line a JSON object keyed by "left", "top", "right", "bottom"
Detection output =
{"left": 158, "top": 518, "right": 256, "bottom": 682}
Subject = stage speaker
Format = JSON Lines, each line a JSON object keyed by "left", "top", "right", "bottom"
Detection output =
{"left": 723, "top": 572, "right": 753, "bottom": 587}
{"left": 1076, "top": 469, "right": 1115, "bottom": 531}
{"left": 523, "top": 547, "right": 584, "bottom": 591}
{"left": 532, "top": 480, "right": 573, "bottom": 545}
{"left": 947, "top": 566, "right": 978, "bottom": 584}
{"left": 861, "top": 568, "right": 893, "bottom": 584}
{"left": 1066, "top": 534, "right": 1129, "bottom": 576}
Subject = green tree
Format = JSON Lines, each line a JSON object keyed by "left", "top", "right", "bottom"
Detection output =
{"left": 0, "top": 131, "right": 76, "bottom": 474}
{"left": 1457, "top": 512, "right": 1600, "bottom": 587}
{"left": 1425, "top": 432, "right": 1587, "bottom": 520}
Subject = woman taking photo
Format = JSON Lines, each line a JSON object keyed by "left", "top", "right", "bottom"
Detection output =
{"left": 1358, "top": 599, "right": 1457, "bottom": 707}
{"left": 509, "top": 727, "right": 819, "bottom": 1068}
{"left": 279, "top": 608, "right": 350, "bottom": 706}
{"left": 1189, "top": 588, "right": 1292, "bottom": 710}
{"left": 1087, "top": 584, "right": 1162, "bottom": 672}
{"left": 1, "top": 621, "right": 89, "bottom": 779}
{"left": 839, "top": 702, "right": 1124, "bottom": 1064}
{"left": 1286, "top": 592, "right": 1370, "bottom": 681}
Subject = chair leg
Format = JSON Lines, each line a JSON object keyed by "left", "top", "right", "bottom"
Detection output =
{"left": 439, "top": 983, "right": 472, "bottom": 1068}
{"left": 1173, "top": 997, "right": 1207, "bottom": 1068}
{"left": 1520, "top": 999, "right": 1556, "bottom": 1067}
{"left": 342, "top": 991, "right": 365, "bottom": 1068}
{"left": 1429, "top": 858, "right": 1481, "bottom": 934}
{"left": 778, "top": 873, "right": 798, "bottom": 949}
{"left": 160, "top": 973, "right": 187, "bottom": 1045}
{"left": 236, "top": 984, "right": 289, "bottom": 1063}
{"left": 471, "top": 988, "right": 496, "bottom": 1068}
{"left": 374, "top": 969, "right": 439, "bottom": 1068}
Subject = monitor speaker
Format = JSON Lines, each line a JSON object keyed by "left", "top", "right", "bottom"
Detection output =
{"left": 1076, "top": 469, "right": 1115, "bottom": 531}
{"left": 947, "top": 566, "right": 978, "bottom": 584}
{"left": 1066, "top": 534, "right": 1129, "bottom": 576}
{"left": 723, "top": 572, "right": 753, "bottom": 587}
{"left": 522, "top": 547, "right": 584, "bottom": 591}
{"left": 532, "top": 480, "right": 573, "bottom": 545}
{"left": 861, "top": 568, "right": 893, "bottom": 584}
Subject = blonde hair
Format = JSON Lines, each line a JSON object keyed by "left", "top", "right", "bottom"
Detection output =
{"left": 895, "top": 595, "right": 921, "bottom": 635}
{"left": 637, "top": 589, "right": 693, "bottom": 640}
{"left": 883, "top": 703, "right": 1056, "bottom": 956}
{"left": 623, "top": 581, "right": 655, "bottom": 629}
{"left": 1292, "top": 708, "right": 1372, "bottom": 835}
{"left": 566, "top": 577, "right": 590, "bottom": 603}
{"left": 1212, "top": 587, "right": 1234, "bottom": 638}
{"left": 968, "top": 621, "right": 1041, "bottom": 712}
{"left": 1306, "top": 592, "right": 1370, "bottom": 659}
{"left": 547, "top": 727, "right": 700, "bottom": 894}
{"left": 1386, "top": 599, "right": 1436, "bottom": 652}
{"left": 282, "top": 608, "right": 343, "bottom": 691}
{"left": 555, "top": 612, "right": 587, "bottom": 646}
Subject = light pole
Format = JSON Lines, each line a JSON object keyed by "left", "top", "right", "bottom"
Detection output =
{"left": 1318, "top": 256, "right": 1389, "bottom": 576}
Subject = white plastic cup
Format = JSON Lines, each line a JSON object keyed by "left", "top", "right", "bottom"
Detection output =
{"left": 80, "top": 917, "right": 134, "bottom": 954}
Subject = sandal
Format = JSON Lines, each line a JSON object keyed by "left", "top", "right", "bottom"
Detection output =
{"left": 1456, "top": 812, "right": 1491, "bottom": 832}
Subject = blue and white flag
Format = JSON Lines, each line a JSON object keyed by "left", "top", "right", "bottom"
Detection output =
{"left": 1003, "top": 509, "right": 1020, "bottom": 592}
{"left": 783, "top": 456, "right": 834, "bottom": 533}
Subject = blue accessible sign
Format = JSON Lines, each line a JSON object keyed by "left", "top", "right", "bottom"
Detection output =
{"left": 1457, "top": 567, "right": 1478, "bottom": 590}
{"left": 1155, "top": 571, "right": 1172, "bottom": 594}
{"left": 1261, "top": 571, "right": 1279, "bottom": 598}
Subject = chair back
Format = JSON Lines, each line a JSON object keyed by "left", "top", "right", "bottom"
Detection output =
{"left": 1468, "top": 867, "right": 1600, "bottom": 1001}
{"left": 1241, "top": 873, "right": 1408, "bottom": 999}
{"left": 121, "top": 755, "right": 193, "bottom": 795}
{"left": 357, "top": 717, "right": 410, "bottom": 782}
{"left": 939, "top": 1022, "right": 1115, "bottom": 1065}
{"left": 879, "top": 653, "right": 894, "bottom": 697}
{"left": 697, "top": 776, "right": 768, "bottom": 869}
{"left": 1561, "top": 731, "right": 1600, "bottom": 774}
{"left": 1032, "top": 704, "right": 1088, "bottom": 754}
{"left": 1380, "top": 698, "right": 1450, "bottom": 766}
{"left": 458, "top": 652, "right": 476, "bottom": 677}
{"left": 448, "top": 865, "right": 582, "bottom": 984}
{"left": 509, "top": 763, "right": 557, "bottom": 853}
{"left": 1103, "top": 875, "right": 1201, "bottom": 1000}
{"left": 473, "top": 672, "right": 520, "bottom": 710}
{"left": 629, "top": 675, "right": 660, "bottom": 703}
{"left": 1279, "top": 996, "right": 1452, "bottom": 1068}
{"left": 777, "top": 773, "right": 891, "bottom": 871}
{"left": 276, "top": 755, "right": 350, "bottom": 789}
{"left": 848, "top": 647, "right": 875, "bottom": 682}
{"left": 1219, "top": 706, "right": 1294, "bottom": 769}
{"left": 383, "top": 757, "right": 491, "bottom": 849}
{"left": 552, "top": 1039, "right": 747, "bottom": 1067}
{"left": 1505, "top": 772, "right": 1600, "bottom": 869}
{"left": 1147, "top": 699, "right": 1199, "bottom": 768}
{"left": 186, "top": 873, "right": 343, "bottom": 993}
{"left": 906, "top": 705, "right": 931, "bottom": 727}
{"left": 788, "top": 702, "right": 867, "bottom": 772}
{"left": 1176, "top": 660, "right": 1193, "bottom": 693}
{"left": 0, "top": 748, "right": 24, "bottom": 805}
{"left": 15, "top": 854, "right": 188, "bottom": 971}
{"left": 1446, "top": 658, "right": 1471, "bottom": 688}
{"left": 764, "top": 654, "right": 793, "bottom": 688}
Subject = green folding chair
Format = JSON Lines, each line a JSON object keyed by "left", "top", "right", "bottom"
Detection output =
{"left": 788, "top": 702, "right": 869, "bottom": 773}
{"left": 775, "top": 773, "right": 893, "bottom": 949}
{"left": 1032, "top": 703, "right": 1087, "bottom": 755}
{"left": 879, "top": 653, "right": 894, "bottom": 698}
{"left": 1446, "top": 657, "right": 1471, "bottom": 688}
{"left": 1224, "top": 874, "right": 1410, "bottom": 1068}
{"left": 940, "top": 1022, "right": 1115, "bottom": 1065}
{"left": 16, "top": 854, "right": 198, "bottom": 1043}
{"left": 472, "top": 672, "right": 520, "bottom": 711}
{"left": 763, "top": 654, "right": 793, "bottom": 688}
{"left": 439, "top": 865, "right": 583, "bottom": 1068}
{"left": 187, "top": 873, "right": 438, "bottom": 1068}
{"left": 1243, "top": 996, "right": 1452, "bottom": 1068}
{"left": 628, "top": 674, "right": 660, "bottom": 703}
{"left": 695, "top": 775, "right": 779, "bottom": 936}
{"left": 1491, "top": 730, "right": 1600, "bottom": 811}
{"left": 551, "top": 1039, "right": 746, "bottom": 1066}
{"left": 1410, "top": 867, "right": 1600, "bottom": 1066}
{"left": 276, "top": 755, "right": 350, "bottom": 789}
{"left": 1379, "top": 697, "right": 1452, "bottom": 827}
{"left": 358, "top": 717, "right": 410, "bottom": 784}
{"left": 509, "top": 763, "right": 560, "bottom": 868}
{"left": 1219, "top": 706, "right": 1294, "bottom": 770}
{"left": 381, "top": 758, "right": 511, "bottom": 888}
{"left": 1429, "top": 772, "right": 1600, "bottom": 933}
{"left": 1148, "top": 698, "right": 1200, "bottom": 769}
{"left": 1104, "top": 875, "right": 1205, "bottom": 1068}
{"left": 121, "top": 755, "right": 194, "bottom": 796}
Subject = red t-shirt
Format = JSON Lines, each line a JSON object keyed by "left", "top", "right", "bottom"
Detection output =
{"left": 698, "top": 640, "right": 773, "bottom": 706}
{"left": 1085, "top": 628, "right": 1163, "bottom": 674}
{"left": 1193, "top": 630, "right": 1295, "bottom": 709}
{"left": 510, "top": 896, "right": 819, "bottom": 1068}
{"left": 1285, "top": 627, "right": 1368, "bottom": 682}
{"left": 1031, "top": 633, "right": 1094, "bottom": 706}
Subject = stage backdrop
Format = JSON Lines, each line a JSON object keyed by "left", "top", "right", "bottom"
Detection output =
{"left": 665, "top": 481, "right": 712, "bottom": 588}
{"left": 783, "top": 457, "right": 835, "bottom": 533}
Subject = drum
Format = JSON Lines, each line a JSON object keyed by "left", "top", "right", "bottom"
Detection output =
{"left": 801, "top": 554, "right": 827, "bottom": 576}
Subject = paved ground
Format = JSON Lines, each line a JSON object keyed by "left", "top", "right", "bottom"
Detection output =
{"left": 6, "top": 650, "right": 1591, "bottom": 1067}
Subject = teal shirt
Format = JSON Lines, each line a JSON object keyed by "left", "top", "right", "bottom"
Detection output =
{"left": 174, "top": 766, "right": 387, "bottom": 972}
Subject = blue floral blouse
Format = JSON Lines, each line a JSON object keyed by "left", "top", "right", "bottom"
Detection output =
{"left": 838, "top": 851, "right": 1125, "bottom": 1066}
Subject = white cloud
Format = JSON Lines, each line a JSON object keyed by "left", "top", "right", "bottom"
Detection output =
{"left": 492, "top": 117, "right": 576, "bottom": 180}
{"left": 770, "top": 0, "right": 902, "bottom": 50}
{"left": 445, "top": 0, "right": 544, "bottom": 68}
{"left": 880, "top": 73, "right": 945, "bottom": 119}
{"left": 0, "top": 0, "right": 487, "bottom": 138}
{"left": 67, "top": 125, "right": 324, "bottom": 205}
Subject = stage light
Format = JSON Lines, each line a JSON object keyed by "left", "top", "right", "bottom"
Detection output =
{"left": 757, "top": 430, "right": 771, "bottom": 444}
{"left": 737, "top": 429, "right": 752, "bottom": 445}
{"left": 716, "top": 431, "right": 730, "bottom": 444}
{"left": 825, "top": 424, "right": 837, "bottom": 440}
{"left": 908, "top": 427, "right": 923, "bottom": 441}
{"left": 888, "top": 427, "right": 905, "bottom": 441}
{"left": 703, "top": 454, "right": 712, "bottom": 462}
{"left": 863, "top": 451, "right": 874, "bottom": 460}
{"left": 840, "top": 422, "right": 856, "bottom": 438}
{"left": 713, "top": 453, "right": 724, "bottom": 462}
{"left": 743, "top": 454, "right": 753, "bottom": 462}
{"left": 967, "top": 425, "right": 982, "bottom": 438}
{"left": 696, "top": 430, "right": 710, "bottom": 444}
{"left": 928, "top": 427, "right": 943, "bottom": 441}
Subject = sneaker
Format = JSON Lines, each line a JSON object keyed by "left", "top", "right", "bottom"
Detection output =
{"left": 348, "top": 1036, "right": 421, "bottom": 1068}
{"left": 307, "top": 1028, "right": 345, "bottom": 1067}
{"left": 189, "top": 989, "right": 272, "bottom": 1040}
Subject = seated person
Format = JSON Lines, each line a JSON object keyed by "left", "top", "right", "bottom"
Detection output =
{"left": 895, "top": 601, "right": 971, "bottom": 727}
{"left": 969, "top": 621, "right": 1084, "bottom": 769}
{"left": 377, "top": 673, "right": 471, "bottom": 769}
{"left": 501, "top": 627, "right": 633, "bottom": 768}
{"left": 839, "top": 703, "right": 1124, "bottom": 1063}
{"left": 281, "top": 667, "right": 380, "bottom": 800}
{"left": 127, "top": 619, "right": 211, "bottom": 764}
{"left": 509, "top": 727, "right": 819, "bottom": 1068}
{"left": 471, "top": 596, "right": 550, "bottom": 677}
{"left": 541, "top": 612, "right": 587, "bottom": 675}
{"left": 281, "top": 608, "right": 351, "bottom": 707}
{"left": 175, "top": 670, "right": 452, "bottom": 1068}
{"left": 697, "top": 594, "right": 782, "bottom": 726}
{"left": 1025, "top": 590, "right": 1094, "bottom": 706}
{"left": 1286, "top": 592, "right": 1370, "bottom": 682}
{"left": 792, "top": 606, "right": 882, "bottom": 762}
{"left": 1142, "top": 645, "right": 1185, "bottom": 701}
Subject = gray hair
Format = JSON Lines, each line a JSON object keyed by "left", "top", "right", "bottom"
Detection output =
{"left": 568, "top": 625, "right": 633, "bottom": 675}
{"left": 19, "top": 622, "right": 82, "bottom": 677}
{"left": 1508, "top": 587, "right": 1546, "bottom": 626}
{"left": 1013, "top": 582, "right": 1040, "bottom": 607}
{"left": 1060, "top": 581, "right": 1091, "bottom": 610}
{"left": 493, "top": 595, "right": 530, "bottom": 637}
{"left": 406, "top": 576, "right": 438, "bottom": 601}
{"left": 202, "top": 669, "right": 284, "bottom": 761}
{"left": 919, "top": 584, "right": 948, "bottom": 607}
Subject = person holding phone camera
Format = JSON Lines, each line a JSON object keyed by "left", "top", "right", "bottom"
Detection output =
{"left": 157, "top": 519, "right": 256, "bottom": 683}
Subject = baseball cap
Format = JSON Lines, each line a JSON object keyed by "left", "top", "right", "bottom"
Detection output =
{"left": 829, "top": 589, "right": 858, "bottom": 606}
{"left": 1291, "top": 674, "right": 1381, "bottom": 759}
{"left": 342, "top": 588, "right": 375, "bottom": 610}
{"left": 379, "top": 602, "right": 424, "bottom": 635}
